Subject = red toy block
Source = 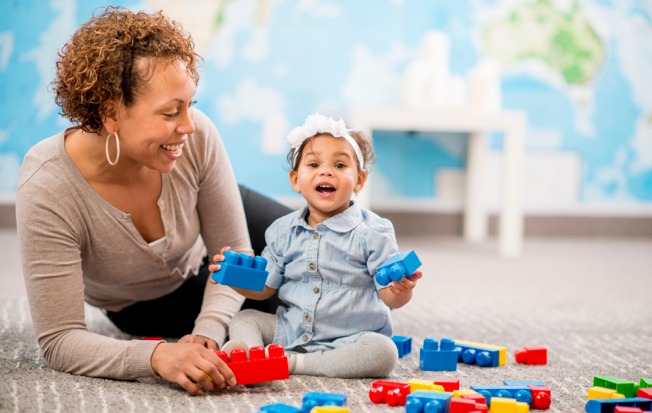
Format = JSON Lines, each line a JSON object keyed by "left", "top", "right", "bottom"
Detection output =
{"left": 514, "top": 345, "right": 547, "bottom": 365}
{"left": 639, "top": 388, "right": 652, "bottom": 400}
{"left": 435, "top": 377, "right": 460, "bottom": 392}
{"left": 449, "top": 398, "right": 488, "bottom": 413}
{"left": 530, "top": 385, "right": 552, "bottom": 409}
{"left": 614, "top": 407, "right": 652, "bottom": 413}
{"left": 369, "top": 380, "right": 411, "bottom": 406}
{"left": 215, "top": 343, "right": 289, "bottom": 386}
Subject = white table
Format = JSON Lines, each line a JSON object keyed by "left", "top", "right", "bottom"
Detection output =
{"left": 348, "top": 108, "right": 526, "bottom": 258}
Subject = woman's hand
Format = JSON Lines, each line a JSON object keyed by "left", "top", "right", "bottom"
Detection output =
{"left": 208, "top": 246, "right": 231, "bottom": 285}
{"left": 151, "top": 342, "right": 236, "bottom": 395}
{"left": 178, "top": 334, "right": 218, "bottom": 351}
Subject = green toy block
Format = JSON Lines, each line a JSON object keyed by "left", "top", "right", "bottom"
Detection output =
{"left": 593, "top": 376, "right": 637, "bottom": 398}
{"left": 641, "top": 378, "right": 652, "bottom": 388}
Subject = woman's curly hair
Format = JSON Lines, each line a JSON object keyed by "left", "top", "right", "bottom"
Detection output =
{"left": 52, "top": 6, "right": 202, "bottom": 134}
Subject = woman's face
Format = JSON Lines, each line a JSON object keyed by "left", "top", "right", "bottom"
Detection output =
{"left": 110, "top": 58, "right": 197, "bottom": 173}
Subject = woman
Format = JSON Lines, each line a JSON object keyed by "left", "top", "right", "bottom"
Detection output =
{"left": 15, "top": 6, "right": 288, "bottom": 395}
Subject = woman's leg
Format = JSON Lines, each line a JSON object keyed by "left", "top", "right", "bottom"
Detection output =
{"left": 292, "top": 333, "right": 398, "bottom": 378}
{"left": 238, "top": 185, "right": 292, "bottom": 314}
{"left": 105, "top": 258, "right": 212, "bottom": 338}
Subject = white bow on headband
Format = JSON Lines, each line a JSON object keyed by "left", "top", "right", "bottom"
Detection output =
{"left": 287, "top": 113, "right": 365, "bottom": 170}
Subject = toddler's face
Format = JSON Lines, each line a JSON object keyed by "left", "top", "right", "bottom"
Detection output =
{"left": 290, "top": 135, "right": 366, "bottom": 227}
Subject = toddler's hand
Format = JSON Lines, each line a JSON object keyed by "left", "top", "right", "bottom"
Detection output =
{"left": 388, "top": 269, "right": 422, "bottom": 296}
{"left": 208, "top": 246, "right": 232, "bottom": 284}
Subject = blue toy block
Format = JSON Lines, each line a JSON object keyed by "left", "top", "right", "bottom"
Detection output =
{"left": 392, "top": 335, "right": 412, "bottom": 358}
{"left": 375, "top": 250, "right": 422, "bottom": 286}
{"left": 585, "top": 397, "right": 652, "bottom": 413}
{"left": 257, "top": 403, "right": 303, "bottom": 413}
{"left": 419, "top": 337, "right": 458, "bottom": 371}
{"left": 302, "top": 391, "right": 347, "bottom": 411}
{"left": 503, "top": 379, "right": 546, "bottom": 387}
{"left": 454, "top": 340, "right": 506, "bottom": 367}
{"left": 405, "top": 390, "right": 453, "bottom": 413}
{"left": 212, "top": 250, "right": 268, "bottom": 292}
{"left": 470, "top": 385, "right": 533, "bottom": 406}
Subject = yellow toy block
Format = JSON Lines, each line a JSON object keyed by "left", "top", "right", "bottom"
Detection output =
{"left": 587, "top": 386, "right": 625, "bottom": 400}
{"left": 455, "top": 339, "right": 507, "bottom": 367}
{"left": 489, "top": 397, "right": 530, "bottom": 413}
{"left": 310, "top": 407, "right": 350, "bottom": 413}
{"left": 408, "top": 378, "right": 445, "bottom": 392}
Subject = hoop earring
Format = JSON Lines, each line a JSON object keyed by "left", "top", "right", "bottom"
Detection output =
{"left": 105, "top": 132, "right": 120, "bottom": 166}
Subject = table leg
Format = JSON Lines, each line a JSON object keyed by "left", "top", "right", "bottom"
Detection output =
{"left": 464, "top": 132, "right": 488, "bottom": 243}
{"left": 499, "top": 116, "right": 525, "bottom": 257}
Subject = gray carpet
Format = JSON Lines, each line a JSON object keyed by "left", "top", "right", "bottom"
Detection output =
{"left": 1, "top": 236, "right": 651, "bottom": 412}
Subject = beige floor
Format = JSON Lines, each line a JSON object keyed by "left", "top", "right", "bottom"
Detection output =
{"left": 2, "top": 227, "right": 651, "bottom": 412}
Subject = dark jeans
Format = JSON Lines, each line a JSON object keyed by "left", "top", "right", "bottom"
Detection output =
{"left": 105, "top": 185, "right": 292, "bottom": 338}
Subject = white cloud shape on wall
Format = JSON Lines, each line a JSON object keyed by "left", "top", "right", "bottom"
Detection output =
{"left": 218, "top": 78, "right": 289, "bottom": 155}
{"left": 19, "top": 0, "right": 75, "bottom": 122}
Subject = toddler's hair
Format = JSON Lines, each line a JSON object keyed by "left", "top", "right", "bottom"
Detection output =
{"left": 286, "top": 130, "right": 376, "bottom": 172}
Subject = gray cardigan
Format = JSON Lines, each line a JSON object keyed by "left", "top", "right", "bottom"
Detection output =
{"left": 16, "top": 110, "right": 248, "bottom": 379}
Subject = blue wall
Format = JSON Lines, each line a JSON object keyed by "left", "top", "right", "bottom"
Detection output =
{"left": 1, "top": 0, "right": 650, "bottom": 211}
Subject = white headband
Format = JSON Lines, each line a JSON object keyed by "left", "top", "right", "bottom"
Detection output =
{"left": 287, "top": 113, "right": 365, "bottom": 171}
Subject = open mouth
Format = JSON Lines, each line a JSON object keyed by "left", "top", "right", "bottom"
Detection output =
{"left": 160, "top": 143, "right": 184, "bottom": 155}
{"left": 316, "top": 184, "right": 336, "bottom": 194}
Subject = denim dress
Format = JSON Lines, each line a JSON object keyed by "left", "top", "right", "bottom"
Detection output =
{"left": 263, "top": 203, "right": 398, "bottom": 352}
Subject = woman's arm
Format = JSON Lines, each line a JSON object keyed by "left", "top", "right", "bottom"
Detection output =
{"left": 192, "top": 110, "right": 251, "bottom": 344}
{"left": 17, "top": 184, "right": 159, "bottom": 379}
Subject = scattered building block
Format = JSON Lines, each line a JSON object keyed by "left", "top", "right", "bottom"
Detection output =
{"left": 408, "top": 378, "right": 445, "bottom": 392}
{"left": 585, "top": 398, "right": 652, "bottom": 413}
{"left": 453, "top": 389, "right": 487, "bottom": 405}
{"left": 503, "top": 380, "right": 545, "bottom": 387}
{"left": 594, "top": 376, "right": 639, "bottom": 398}
{"left": 392, "top": 335, "right": 413, "bottom": 358}
{"left": 614, "top": 407, "right": 652, "bottom": 413}
{"left": 375, "top": 250, "right": 422, "bottom": 286}
{"left": 302, "top": 392, "right": 347, "bottom": 411}
{"left": 639, "top": 388, "right": 652, "bottom": 400}
{"left": 420, "top": 337, "right": 458, "bottom": 371}
{"left": 215, "top": 343, "right": 289, "bottom": 385}
{"left": 455, "top": 340, "right": 507, "bottom": 367}
{"left": 257, "top": 403, "right": 303, "bottom": 413}
{"left": 405, "top": 390, "right": 453, "bottom": 413}
{"left": 489, "top": 397, "right": 530, "bottom": 413}
{"left": 641, "top": 379, "right": 652, "bottom": 389}
{"left": 527, "top": 385, "right": 552, "bottom": 410}
{"left": 450, "top": 397, "right": 488, "bottom": 413}
{"left": 470, "top": 386, "right": 532, "bottom": 407}
{"left": 514, "top": 346, "right": 547, "bottom": 365}
{"left": 309, "top": 407, "right": 349, "bottom": 413}
{"left": 435, "top": 377, "right": 461, "bottom": 392}
{"left": 368, "top": 380, "right": 411, "bottom": 406}
{"left": 212, "top": 250, "right": 268, "bottom": 291}
{"left": 588, "top": 386, "right": 625, "bottom": 400}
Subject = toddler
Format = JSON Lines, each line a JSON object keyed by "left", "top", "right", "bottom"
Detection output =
{"left": 212, "top": 114, "right": 422, "bottom": 378}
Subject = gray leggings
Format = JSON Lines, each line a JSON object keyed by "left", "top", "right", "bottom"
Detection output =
{"left": 229, "top": 309, "right": 398, "bottom": 378}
